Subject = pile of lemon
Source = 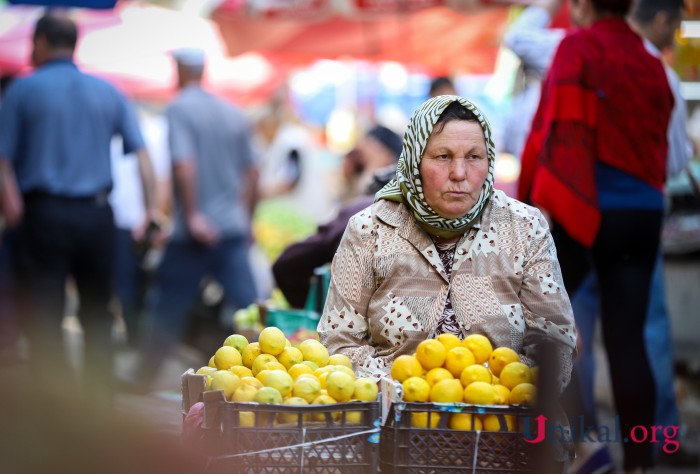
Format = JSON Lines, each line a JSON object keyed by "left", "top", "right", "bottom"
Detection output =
{"left": 195, "top": 326, "right": 378, "bottom": 427}
{"left": 390, "top": 334, "right": 537, "bottom": 430}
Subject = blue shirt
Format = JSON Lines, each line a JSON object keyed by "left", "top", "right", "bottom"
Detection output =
{"left": 0, "top": 59, "right": 144, "bottom": 197}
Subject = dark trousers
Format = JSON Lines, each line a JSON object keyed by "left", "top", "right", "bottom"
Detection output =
{"left": 554, "top": 209, "right": 662, "bottom": 470}
{"left": 113, "top": 228, "right": 148, "bottom": 347}
{"left": 14, "top": 193, "right": 116, "bottom": 399}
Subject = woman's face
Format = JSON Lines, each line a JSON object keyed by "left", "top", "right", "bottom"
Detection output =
{"left": 420, "top": 120, "right": 489, "bottom": 219}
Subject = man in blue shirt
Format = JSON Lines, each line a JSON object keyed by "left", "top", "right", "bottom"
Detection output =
{"left": 0, "top": 13, "right": 157, "bottom": 401}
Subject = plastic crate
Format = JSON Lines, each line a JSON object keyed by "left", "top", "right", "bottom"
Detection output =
{"left": 380, "top": 402, "right": 537, "bottom": 474}
{"left": 202, "top": 392, "right": 380, "bottom": 474}
{"left": 261, "top": 306, "right": 320, "bottom": 335}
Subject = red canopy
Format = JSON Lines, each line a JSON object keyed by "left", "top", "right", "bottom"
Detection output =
{"left": 211, "top": 3, "right": 511, "bottom": 75}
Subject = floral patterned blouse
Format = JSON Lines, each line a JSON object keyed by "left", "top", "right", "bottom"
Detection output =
{"left": 318, "top": 190, "right": 577, "bottom": 391}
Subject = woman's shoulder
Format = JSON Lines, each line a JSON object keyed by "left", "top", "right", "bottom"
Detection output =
{"left": 489, "top": 190, "right": 545, "bottom": 221}
{"left": 345, "top": 199, "right": 407, "bottom": 233}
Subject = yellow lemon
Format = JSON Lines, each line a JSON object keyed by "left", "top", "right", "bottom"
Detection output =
{"left": 228, "top": 365, "right": 253, "bottom": 379}
{"left": 459, "top": 364, "right": 492, "bottom": 388}
{"left": 345, "top": 406, "right": 363, "bottom": 424}
{"left": 208, "top": 356, "right": 216, "bottom": 368}
{"left": 436, "top": 333, "right": 462, "bottom": 353}
{"left": 300, "top": 341, "right": 330, "bottom": 367}
{"left": 488, "top": 347, "right": 520, "bottom": 377}
{"left": 262, "top": 361, "right": 287, "bottom": 373}
{"left": 444, "top": 347, "right": 476, "bottom": 377}
{"left": 509, "top": 383, "right": 537, "bottom": 406}
{"left": 223, "top": 334, "right": 249, "bottom": 353}
{"left": 241, "top": 342, "right": 261, "bottom": 369}
{"left": 210, "top": 371, "right": 241, "bottom": 400}
{"left": 429, "top": 379, "right": 464, "bottom": 403}
{"left": 214, "top": 346, "right": 243, "bottom": 370}
{"left": 482, "top": 414, "right": 517, "bottom": 432}
{"left": 254, "top": 386, "right": 283, "bottom": 404}
{"left": 264, "top": 369, "right": 294, "bottom": 397}
{"left": 492, "top": 384, "right": 511, "bottom": 405}
{"left": 277, "top": 346, "right": 304, "bottom": 370}
{"left": 252, "top": 354, "right": 278, "bottom": 376}
{"left": 239, "top": 411, "right": 256, "bottom": 428}
{"left": 232, "top": 384, "right": 258, "bottom": 402}
{"left": 329, "top": 365, "right": 356, "bottom": 380}
{"left": 326, "top": 371, "right": 355, "bottom": 402}
{"left": 258, "top": 326, "right": 287, "bottom": 356}
{"left": 416, "top": 339, "right": 447, "bottom": 370}
{"left": 288, "top": 363, "right": 314, "bottom": 380}
{"left": 292, "top": 376, "right": 321, "bottom": 403}
{"left": 403, "top": 376, "right": 431, "bottom": 402}
{"left": 352, "top": 378, "right": 379, "bottom": 402}
{"left": 449, "top": 413, "right": 483, "bottom": 431}
{"left": 499, "top": 362, "right": 532, "bottom": 390}
{"left": 425, "top": 367, "right": 453, "bottom": 387}
{"left": 278, "top": 397, "right": 308, "bottom": 423}
{"left": 301, "top": 360, "right": 320, "bottom": 371}
{"left": 240, "top": 376, "right": 263, "bottom": 389}
{"left": 411, "top": 412, "right": 440, "bottom": 428}
{"left": 256, "top": 369, "right": 272, "bottom": 384}
{"left": 196, "top": 366, "right": 217, "bottom": 376}
{"left": 462, "top": 334, "right": 493, "bottom": 365}
{"left": 328, "top": 353, "right": 353, "bottom": 369}
{"left": 390, "top": 355, "right": 423, "bottom": 383}
{"left": 463, "top": 381, "right": 498, "bottom": 405}
{"left": 310, "top": 394, "right": 339, "bottom": 421}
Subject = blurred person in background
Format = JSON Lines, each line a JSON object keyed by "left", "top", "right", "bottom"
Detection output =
{"left": 109, "top": 109, "right": 171, "bottom": 349}
{"left": 428, "top": 75, "right": 457, "bottom": 97}
{"left": 124, "top": 48, "right": 258, "bottom": 393}
{"left": 272, "top": 125, "right": 402, "bottom": 309}
{"left": 0, "top": 12, "right": 157, "bottom": 402}
{"left": 518, "top": 0, "right": 675, "bottom": 471}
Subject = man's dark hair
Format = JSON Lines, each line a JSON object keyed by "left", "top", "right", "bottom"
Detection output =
{"left": 589, "top": 0, "right": 634, "bottom": 16}
{"left": 33, "top": 13, "right": 78, "bottom": 50}
{"left": 631, "top": 0, "right": 684, "bottom": 24}
{"left": 429, "top": 76, "right": 455, "bottom": 96}
{"left": 433, "top": 101, "right": 479, "bottom": 134}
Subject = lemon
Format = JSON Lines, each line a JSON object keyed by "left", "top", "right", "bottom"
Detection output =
{"left": 462, "top": 334, "right": 493, "bottom": 365}
{"left": 254, "top": 386, "right": 283, "bottom": 404}
{"left": 459, "top": 364, "right": 492, "bottom": 387}
{"left": 264, "top": 369, "right": 294, "bottom": 397}
{"left": 509, "top": 383, "right": 537, "bottom": 406}
{"left": 498, "top": 362, "right": 531, "bottom": 390}
{"left": 277, "top": 346, "right": 304, "bottom": 370}
{"left": 223, "top": 334, "right": 249, "bottom": 353}
{"left": 252, "top": 353, "right": 278, "bottom": 376}
{"left": 416, "top": 339, "right": 447, "bottom": 370}
{"left": 463, "top": 381, "right": 498, "bottom": 405}
{"left": 326, "top": 371, "right": 355, "bottom": 402}
{"left": 403, "top": 376, "right": 431, "bottom": 402}
{"left": 240, "top": 376, "right": 263, "bottom": 389}
{"left": 390, "top": 355, "right": 423, "bottom": 382}
{"left": 196, "top": 366, "right": 217, "bottom": 376}
{"left": 262, "top": 361, "right": 287, "bottom": 373}
{"left": 239, "top": 411, "right": 256, "bottom": 428}
{"left": 310, "top": 394, "right": 339, "bottom": 421}
{"left": 300, "top": 341, "right": 330, "bottom": 367}
{"left": 232, "top": 384, "right": 258, "bottom": 402}
{"left": 429, "top": 379, "right": 464, "bottom": 403}
{"left": 259, "top": 327, "right": 287, "bottom": 356}
{"left": 345, "top": 406, "right": 363, "bottom": 424}
{"left": 329, "top": 365, "right": 356, "bottom": 380}
{"left": 228, "top": 365, "right": 253, "bottom": 379}
{"left": 411, "top": 412, "right": 440, "bottom": 428}
{"left": 425, "top": 367, "right": 453, "bottom": 387}
{"left": 256, "top": 369, "right": 272, "bottom": 384}
{"left": 488, "top": 347, "right": 520, "bottom": 377}
{"left": 292, "top": 376, "right": 321, "bottom": 403}
{"left": 241, "top": 342, "right": 262, "bottom": 369}
{"left": 436, "top": 333, "right": 462, "bottom": 352}
{"left": 301, "top": 360, "right": 320, "bottom": 371}
{"left": 352, "top": 378, "right": 379, "bottom": 401}
{"left": 208, "top": 356, "right": 216, "bottom": 368}
{"left": 278, "top": 397, "right": 308, "bottom": 423}
{"left": 214, "top": 346, "right": 243, "bottom": 370}
{"left": 444, "top": 347, "right": 476, "bottom": 377}
{"left": 210, "top": 371, "right": 241, "bottom": 400}
{"left": 288, "top": 363, "right": 314, "bottom": 380}
{"left": 328, "top": 353, "right": 353, "bottom": 369}
{"left": 482, "top": 414, "right": 516, "bottom": 432}
{"left": 449, "top": 413, "right": 483, "bottom": 431}
{"left": 492, "top": 384, "right": 511, "bottom": 405}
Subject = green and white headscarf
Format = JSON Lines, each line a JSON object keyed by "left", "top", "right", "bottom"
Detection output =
{"left": 375, "top": 95, "right": 496, "bottom": 239}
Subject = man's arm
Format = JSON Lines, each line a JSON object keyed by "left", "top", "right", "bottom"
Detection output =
{"left": 0, "top": 159, "right": 23, "bottom": 229}
{"left": 173, "top": 158, "right": 219, "bottom": 246}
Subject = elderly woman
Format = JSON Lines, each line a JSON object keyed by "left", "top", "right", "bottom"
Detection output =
{"left": 319, "top": 96, "right": 577, "bottom": 390}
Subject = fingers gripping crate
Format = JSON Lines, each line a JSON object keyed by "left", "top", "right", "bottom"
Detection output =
{"left": 206, "top": 396, "right": 380, "bottom": 474}
{"left": 380, "top": 402, "right": 537, "bottom": 474}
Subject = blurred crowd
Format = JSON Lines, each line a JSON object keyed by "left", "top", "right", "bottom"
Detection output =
{"left": 1, "top": 1, "right": 699, "bottom": 473}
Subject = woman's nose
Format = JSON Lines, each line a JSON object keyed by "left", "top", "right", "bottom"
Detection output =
{"left": 449, "top": 158, "right": 468, "bottom": 180}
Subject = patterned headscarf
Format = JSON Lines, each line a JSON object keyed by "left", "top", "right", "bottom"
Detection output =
{"left": 375, "top": 95, "right": 495, "bottom": 239}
